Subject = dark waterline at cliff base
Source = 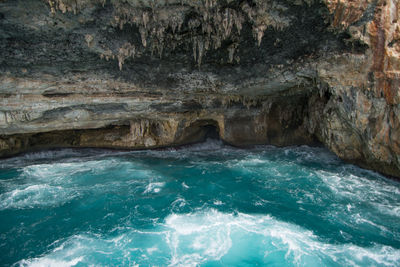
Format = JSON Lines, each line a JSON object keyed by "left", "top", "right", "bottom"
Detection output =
{"left": 0, "top": 140, "right": 399, "bottom": 266}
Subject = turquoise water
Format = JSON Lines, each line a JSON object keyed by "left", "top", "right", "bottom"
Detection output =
{"left": 1, "top": 140, "right": 400, "bottom": 266}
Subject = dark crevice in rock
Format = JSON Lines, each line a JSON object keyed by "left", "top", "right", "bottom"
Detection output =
{"left": 176, "top": 119, "right": 221, "bottom": 145}
{"left": 203, "top": 124, "right": 220, "bottom": 140}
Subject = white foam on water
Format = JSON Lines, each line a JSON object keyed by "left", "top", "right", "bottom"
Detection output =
{"left": 21, "top": 159, "right": 139, "bottom": 180}
{"left": 238, "top": 157, "right": 269, "bottom": 166}
{"left": 163, "top": 209, "right": 400, "bottom": 266}
{"left": 0, "top": 184, "right": 76, "bottom": 210}
{"left": 171, "top": 197, "right": 187, "bottom": 211}
{"left": 15, "top": 209, "right": 400, "bottom": 266}
{"left": 299, "top": 149, "right": 338, "bottom": 164}
{"left": 143, "top": 182, "right": 165, "bottom": 194}
{"left": 146, "top": 247, "right": 159, "bottom": 254}
{"left": 283, "top": 145, "right": 341, "bottom": 165}
{"left": 0, "top": 160, "right": 137, "bottom": 210}
{"left": 227, "top": 153, "right": 306, "bottom": 181}
{"left": 17, "top": 156, "right": 157, "bottom": 184}
{"left": 228, "top": 155, "right": 269, "bottom": 167}
{"left": 0, "top": 158, "right": 158, "bottom": 210}
{"left": 165, "top": 210, "right": 232, "bottom": 266}
{"left": 0, "top": 150, "right": 78, "bottom": 169}
{"left": 317, "top": 170, "right": 400, "bottom": 201}
{"left": 315, "top": 169, "right": 400, "bottom": 237}
{"left": 0, "top": 148, "right": 137, "bottom": 167}
{"left": 213, "top": 200, "right": 223, "bottom": 205}
{"left": 14, "top": 230, "right": 165, "bottom": 267}
{"left": 374, "top": 203, "right": 400, "bottom": 217}
{"left": 183, "top": 138, "right": 225, "bottom": 152}
{"left": 18, "top": 256, "right": 84, "bottom": 267}
{"left": 3, "top": 145, "right": 400, "bottom": 266}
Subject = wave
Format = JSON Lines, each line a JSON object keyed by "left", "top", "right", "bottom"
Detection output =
{"left": 0, "top": 184, "right": 76, "bottom": 210}
{"left": 0, "top": 148, "right": 134, "bottom": 169}
{"left": 0, "top": 158, "right": 165, "bottom": 211}
{"left": 3, "top": 142, "right": 400, "bottom": 266}
{"left": 164, "top": 209, "right": 400, "bottom": 266}
{"left": 20, "top": 159, "right": 136, "bottom": 180}
{"left": 15, "top": 209, "right": 400, "bottom": 267}
{"left": 0, "top": 149, "right": 88, "bottom": 169}
{"left": 317, "top": 170, "right": 400, "bottom": 214}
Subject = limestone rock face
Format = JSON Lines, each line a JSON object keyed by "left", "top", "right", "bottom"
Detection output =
{"left": 314, "top": 0, "right": 400, "bottom": 177}
{"left": 0, "top": 0, "right": 399, "bottom": 177}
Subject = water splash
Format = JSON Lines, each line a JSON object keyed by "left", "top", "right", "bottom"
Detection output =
{"left": 14, "top": 210, "right": 400, "bottom": 267}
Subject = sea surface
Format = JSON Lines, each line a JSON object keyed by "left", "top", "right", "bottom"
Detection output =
{"left": 0, "top": 140, "right": 399, "bottom": 266}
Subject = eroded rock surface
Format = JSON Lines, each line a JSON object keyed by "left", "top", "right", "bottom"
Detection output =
{"left": 0, "top": 0, "right": 399, "bottom": 177}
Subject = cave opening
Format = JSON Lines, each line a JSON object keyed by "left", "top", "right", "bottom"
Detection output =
{"left": 178, "top": 119, "right": 221, "bottom": 145}
{"left": 192, "top": 120, "right": 220, "bottom": 142}
{"left": 202, "top": 124, "right": 220, "bottom": 140}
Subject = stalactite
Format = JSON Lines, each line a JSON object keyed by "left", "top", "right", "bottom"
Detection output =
{"left": 117, "top": 42, "right": 135, "bottom": 71}
{"left": 192, "top": 37, "right": 197, "bottom": 62}
{"left": 227, "top": 43, "right": 238, "bottom": 64}
{"left": 142, "top": 12, "right": 149, "bottom": 29}
{"left": 85, "top": 34, "right": 94, "bottom": 48}
{"left": 139, "top": 27, "right": 148, "bottom": 47}
{"left": 45, "top": 0, "right": 292, "bottom": 68}
{"left": 100, "top": 49, "right": 113, "bottom": 61}
{"left": 254, "top": 25, "right": 267, "bottom": 46}
{"left": 197, "top": 37, "right": 204, "bottom": 67}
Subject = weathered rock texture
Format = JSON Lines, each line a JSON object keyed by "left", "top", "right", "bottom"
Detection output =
{"left": 0, "top": 0, "right": 399, "bottom": 177}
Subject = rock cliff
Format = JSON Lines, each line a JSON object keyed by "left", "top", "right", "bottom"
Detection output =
{"left": 0, "top": 0, "right": 399, "bottom": 177}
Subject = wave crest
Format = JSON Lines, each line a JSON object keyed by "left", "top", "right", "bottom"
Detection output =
{"left": 15, "top": 210, "right": 400, "bottom": 266}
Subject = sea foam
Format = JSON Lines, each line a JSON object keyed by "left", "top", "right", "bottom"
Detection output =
{"left": 15, "top": 210, "right": 400, "bottom": 267}
{"left": 2, "top": 143, "right": 399, "bottom": 266}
